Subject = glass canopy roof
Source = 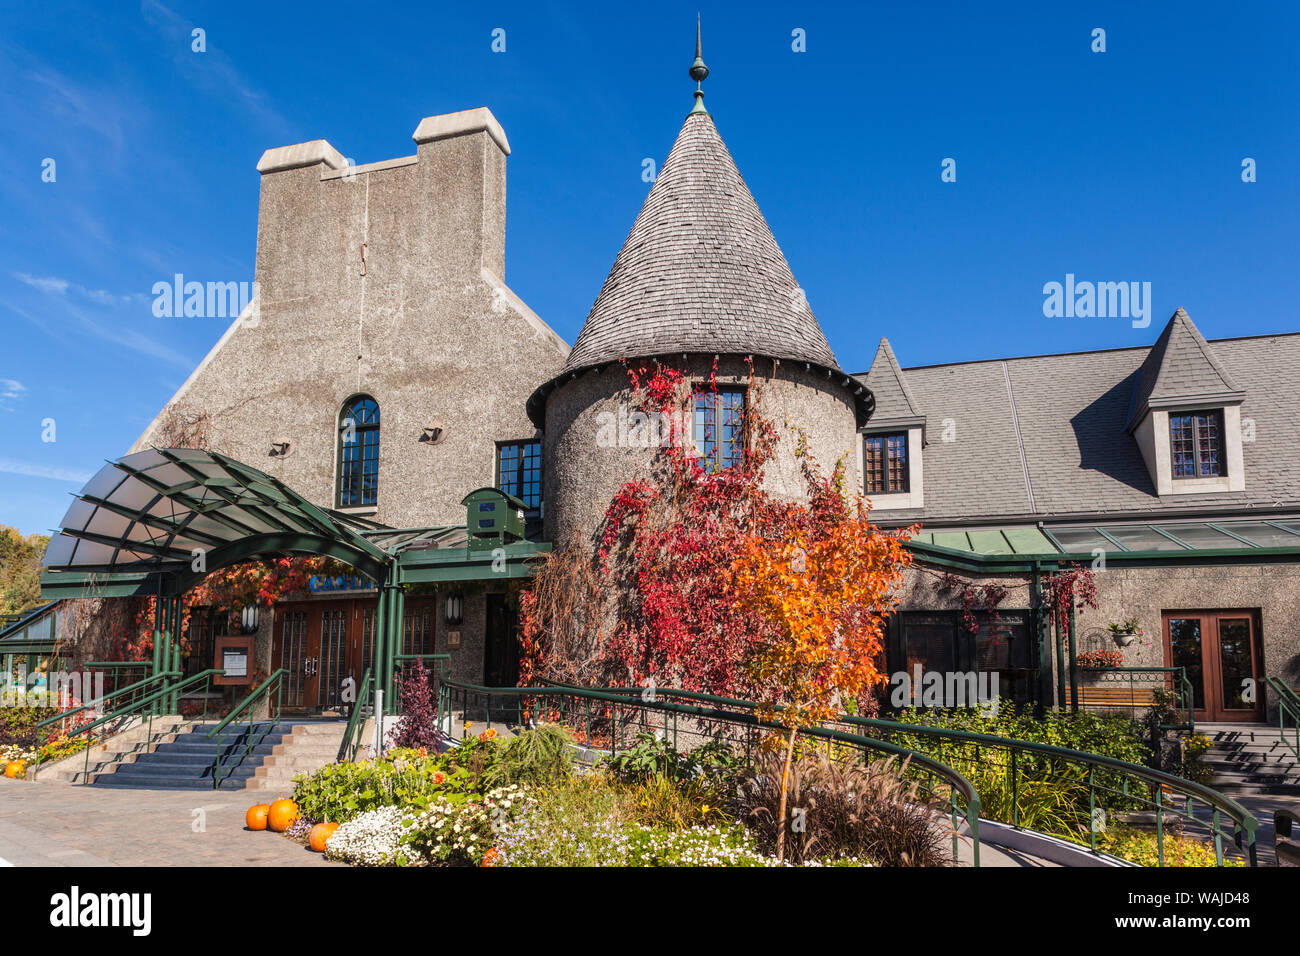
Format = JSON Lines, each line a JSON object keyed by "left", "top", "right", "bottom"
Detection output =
{"left": 915, "top": 518, "right": 1300, "bottom": 558}
{"left": 42, "top": 448, "right": 392, "bottom": 577}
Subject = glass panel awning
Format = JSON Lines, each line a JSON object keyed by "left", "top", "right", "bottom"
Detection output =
{"left": 41, "top": 448, "right": 393, "bottom": 580}
{"left": 913, "top": 518, "right": 1300, "bottom": 560}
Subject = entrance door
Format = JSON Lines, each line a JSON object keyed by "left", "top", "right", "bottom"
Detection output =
{"left": 484, "top": 594, "right": 519, "bottom": 688}
{"left": 276, "top": 608, "right": 313, "bottom": 710}
{"left": 1163, "top": 611, "right": 1263, "bottom": 722}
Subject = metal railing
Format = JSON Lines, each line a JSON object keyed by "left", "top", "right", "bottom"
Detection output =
{"left": 1075, "top": 665, "right": 1195, "bottom": 731}
{"left": 1265, "top": 677, "right": 1300, "bottom": 761}
{"left": 206, "top": 669, "right": 288, "bottom": 790}
{"left": 46, "top": 670, "right": 223, "bottom": 783}
{"left": 32, "top": 670, "right": 178, "bottom": 744}
{"left": 443, "top": 679, "right": 1258, "bottom": 867}
{"left": 608, "top": 684, "right": 1253, "bottom": 866}
{"left": 338, "top": 667, "right": 372, "bottom": 762}
{"left": 83, "top": 661, "right": 152, "bottom": 699}
{"left": 439, "top": 677, "right": 983, "bottom": 867}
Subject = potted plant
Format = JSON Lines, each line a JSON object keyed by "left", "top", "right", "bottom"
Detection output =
{"left": 1107, "top": 617, "right": 1144, "bottom": 647}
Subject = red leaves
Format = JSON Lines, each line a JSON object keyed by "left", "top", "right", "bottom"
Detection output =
{"left": 521, "top": 362, "right": 913, "bottom": 704}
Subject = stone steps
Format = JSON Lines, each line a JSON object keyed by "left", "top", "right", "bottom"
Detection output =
{"left": 246, "top": 722, "right": 349, "bottom": 794}
{"left": 1199, "top": 723, "right": 1300, "bottom": 795}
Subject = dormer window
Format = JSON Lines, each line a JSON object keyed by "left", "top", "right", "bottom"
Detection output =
{"left": 864, "top": 433, "right": 909, "bottom": 494}
{"left": 1170, "top": 411, "right": 1224, "bottom": 479}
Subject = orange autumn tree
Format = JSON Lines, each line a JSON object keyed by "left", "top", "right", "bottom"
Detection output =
{"left": 732, "top": 505, "right": 913, "bottom": 861}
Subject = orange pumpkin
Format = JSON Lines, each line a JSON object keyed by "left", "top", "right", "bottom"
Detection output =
{"left": 245, "top": 803, "right": 271, "bottom": 830}
{"left": 308, "top": 821, "right": 339, "bottom": 852}
{"left": 267, "top": 798, "right": 300, "bottom": 832}
{"left": 5, "top": 760, "right": 26, "bottom": 779}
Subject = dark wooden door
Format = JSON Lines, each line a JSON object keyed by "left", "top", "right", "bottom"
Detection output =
{"left": 484, "top": 594, "right": 519, "bottom": 688}
{"left": 1164, "top": 611, "right": 1263, "bottom": 722}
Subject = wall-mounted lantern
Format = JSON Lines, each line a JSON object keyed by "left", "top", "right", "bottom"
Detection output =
{"left": 269, "top": 440, "right": 291, "bottom": 458}
{"left": 444, "top": 592, "right": 463, "bottom": 626}
{"left": 240, "top": 604, "right": 260, "bottom": 634}
{"left": 420, "top": 422, "right": 445, "bottom": 445}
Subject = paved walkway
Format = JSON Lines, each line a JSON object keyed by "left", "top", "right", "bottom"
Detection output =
{"left": 0, "top": 779, "right": 336, "bottom": 867}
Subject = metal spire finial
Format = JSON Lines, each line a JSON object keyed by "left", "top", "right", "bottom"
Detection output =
{"left": 689, "top": 15, "right": 709, "bottom": 115}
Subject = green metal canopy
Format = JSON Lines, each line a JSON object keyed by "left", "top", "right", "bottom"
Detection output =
{"left": 0, "top": 601, "right": 61, "bottom": 655}
{"left": 907, "top": 517, "right": 1300, "bottom": 572}
{"left": 41, "top": 447, "right": 395, "bottom": 596}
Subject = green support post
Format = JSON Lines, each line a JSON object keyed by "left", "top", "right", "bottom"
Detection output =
{"left": 151, "top": 592, "right": 165, "bottom": 716}
{"left": 374, "top": 584, "right": 389, "bottom": 717}
{"left": 1032, "top": 565, "right": 1053, "bottom": 716}
{"left": 1067, "top": 603, "right": 1080, "bottom": 713}
{"left": 170, "top": 596, "right": 183, "bottom": 715}
{"left": 385, "top": 582, "right": 405, "bottom": 715}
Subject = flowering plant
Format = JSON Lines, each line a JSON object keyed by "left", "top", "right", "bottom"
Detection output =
{"left": 1076, "top": 649, "right": 1124, "bottom": 669}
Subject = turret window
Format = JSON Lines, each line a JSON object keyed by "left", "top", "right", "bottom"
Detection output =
{"left": 693, "top": 387, "right": 745, "bottom": 471}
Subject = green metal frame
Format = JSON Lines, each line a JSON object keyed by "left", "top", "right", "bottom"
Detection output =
{"left": 207, "top": 668, "right": 289, "bottom": 789}
{"left": 1265, "top": 677, "right": 1300, "bottom": 761}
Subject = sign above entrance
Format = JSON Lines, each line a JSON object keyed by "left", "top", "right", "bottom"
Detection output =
{"left": 308, "top": 574, "right": 376, "bottom": 594}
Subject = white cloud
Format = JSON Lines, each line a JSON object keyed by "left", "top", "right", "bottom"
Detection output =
{"left": 0, "top": 379, "right": 25, "bottom": 401}
{"left": 13, "top": 272, "right": 69, "bottom": 295}
{"left": 0, "top": 458, "right": 93, "bottom": 484}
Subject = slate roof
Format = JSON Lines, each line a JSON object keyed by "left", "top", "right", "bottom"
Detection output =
{"left": 856, "top": 310, "right": 1300, "bottom": 525}
{"left": 563, "top": 112, "right": 838, "bottom": 372}
{"left": 862, "top": 338, "right": 925, "bottom": 427}
{"left": 528, "top": 109, "right": 871, "bottom": 427}
{"left": 1125, "top": 307, "right": 1245, "bottom": 430}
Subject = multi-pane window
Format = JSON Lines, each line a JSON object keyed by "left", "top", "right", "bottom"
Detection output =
{"left": 864, "top": 433, "right": 909, "bottom": 494}
{"left": 694, "top": 388, "right": 745, "bottom": 471}
{"left": 497, "top": 440, "right": 542, "bottom": 509}
{"left": 337, "top": 396, "right": 380, "bottom": 507}
{"left": 1169, "top": 411, "right": 1224, "bottom": 479}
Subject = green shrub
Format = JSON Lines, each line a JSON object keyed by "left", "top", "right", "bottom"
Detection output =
{"left": 482, "top": 724, "right": 574, "bottom": 790}
{"left": 1097, "top": 825, "right": 1243, "bottom": 867}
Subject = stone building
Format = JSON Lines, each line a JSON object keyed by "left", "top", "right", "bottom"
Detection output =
{"left": 33, "top": 41, "right": 1300, "bottom": 725}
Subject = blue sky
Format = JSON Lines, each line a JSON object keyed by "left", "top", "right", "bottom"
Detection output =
{"left": 0, "top": 1, "right": 1296, "bottom": 535}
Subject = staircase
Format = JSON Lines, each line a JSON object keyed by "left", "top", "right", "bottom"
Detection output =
{"left": 1200, "top": 723, "right": 1300, "bottom": 795}
{"left": 88, "top": 719, "right": 348, "bottom": 791}
{"left": 247, "top": 722, "right": 349, "bottom": 795}
{"left": 36, "top": 717, "right": 189, "bottom": 784}
{"left": 92, "top": 722, "right": 294, "bottom": 790}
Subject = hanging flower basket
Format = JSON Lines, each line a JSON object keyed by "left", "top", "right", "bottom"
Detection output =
{"left": 1077, "top": 649, "right": 1124, "bottom": 669}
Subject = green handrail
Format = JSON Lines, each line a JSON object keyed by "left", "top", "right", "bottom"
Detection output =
{"left": 458, "top": 679, "right": 1258, "bottom": 867}
{"left": 1265, "top": 677, "right": 1300, "bottom": 761}
{"left": 603, "top": 683, "right": 1253, "bottom": 865}
{"left": 33, "top": 671, "right": 177, "bottom": 736}
{"left": 439, "top": 677, "right": 983, "bottom": 867}
{"left": 207, "top": 669, "right": 289, "bottom": 790}
{"left": 53, "top": 670, "right": 223, "bottom": 782}
{"left": 339, "top": 668, "right": 373, "bottom": 762}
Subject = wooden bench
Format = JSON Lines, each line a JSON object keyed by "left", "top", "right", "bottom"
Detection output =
{"left": 1075, "top": 685, "right": 1158, "bottom": 709}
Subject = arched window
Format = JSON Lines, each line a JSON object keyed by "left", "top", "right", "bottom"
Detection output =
{"left": 337, "top": 396, "right": 380, "bottom": 508}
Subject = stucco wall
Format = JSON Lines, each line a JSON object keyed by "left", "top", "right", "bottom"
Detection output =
{"left": 540, "top": 356, "right": 860, "bottom": 549}
{"left": 134, "top": 122, "right": 567, "bottom": 531}
{"left": 1074, "top": 562, "right": 1300, "bottom": 717}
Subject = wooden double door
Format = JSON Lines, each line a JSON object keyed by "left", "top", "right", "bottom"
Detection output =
{"left": 1163, "top": 610, "right": 1264, "bottom": 722}
{"left": 272, "top": 597, "right": 438, "bottom": 712}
